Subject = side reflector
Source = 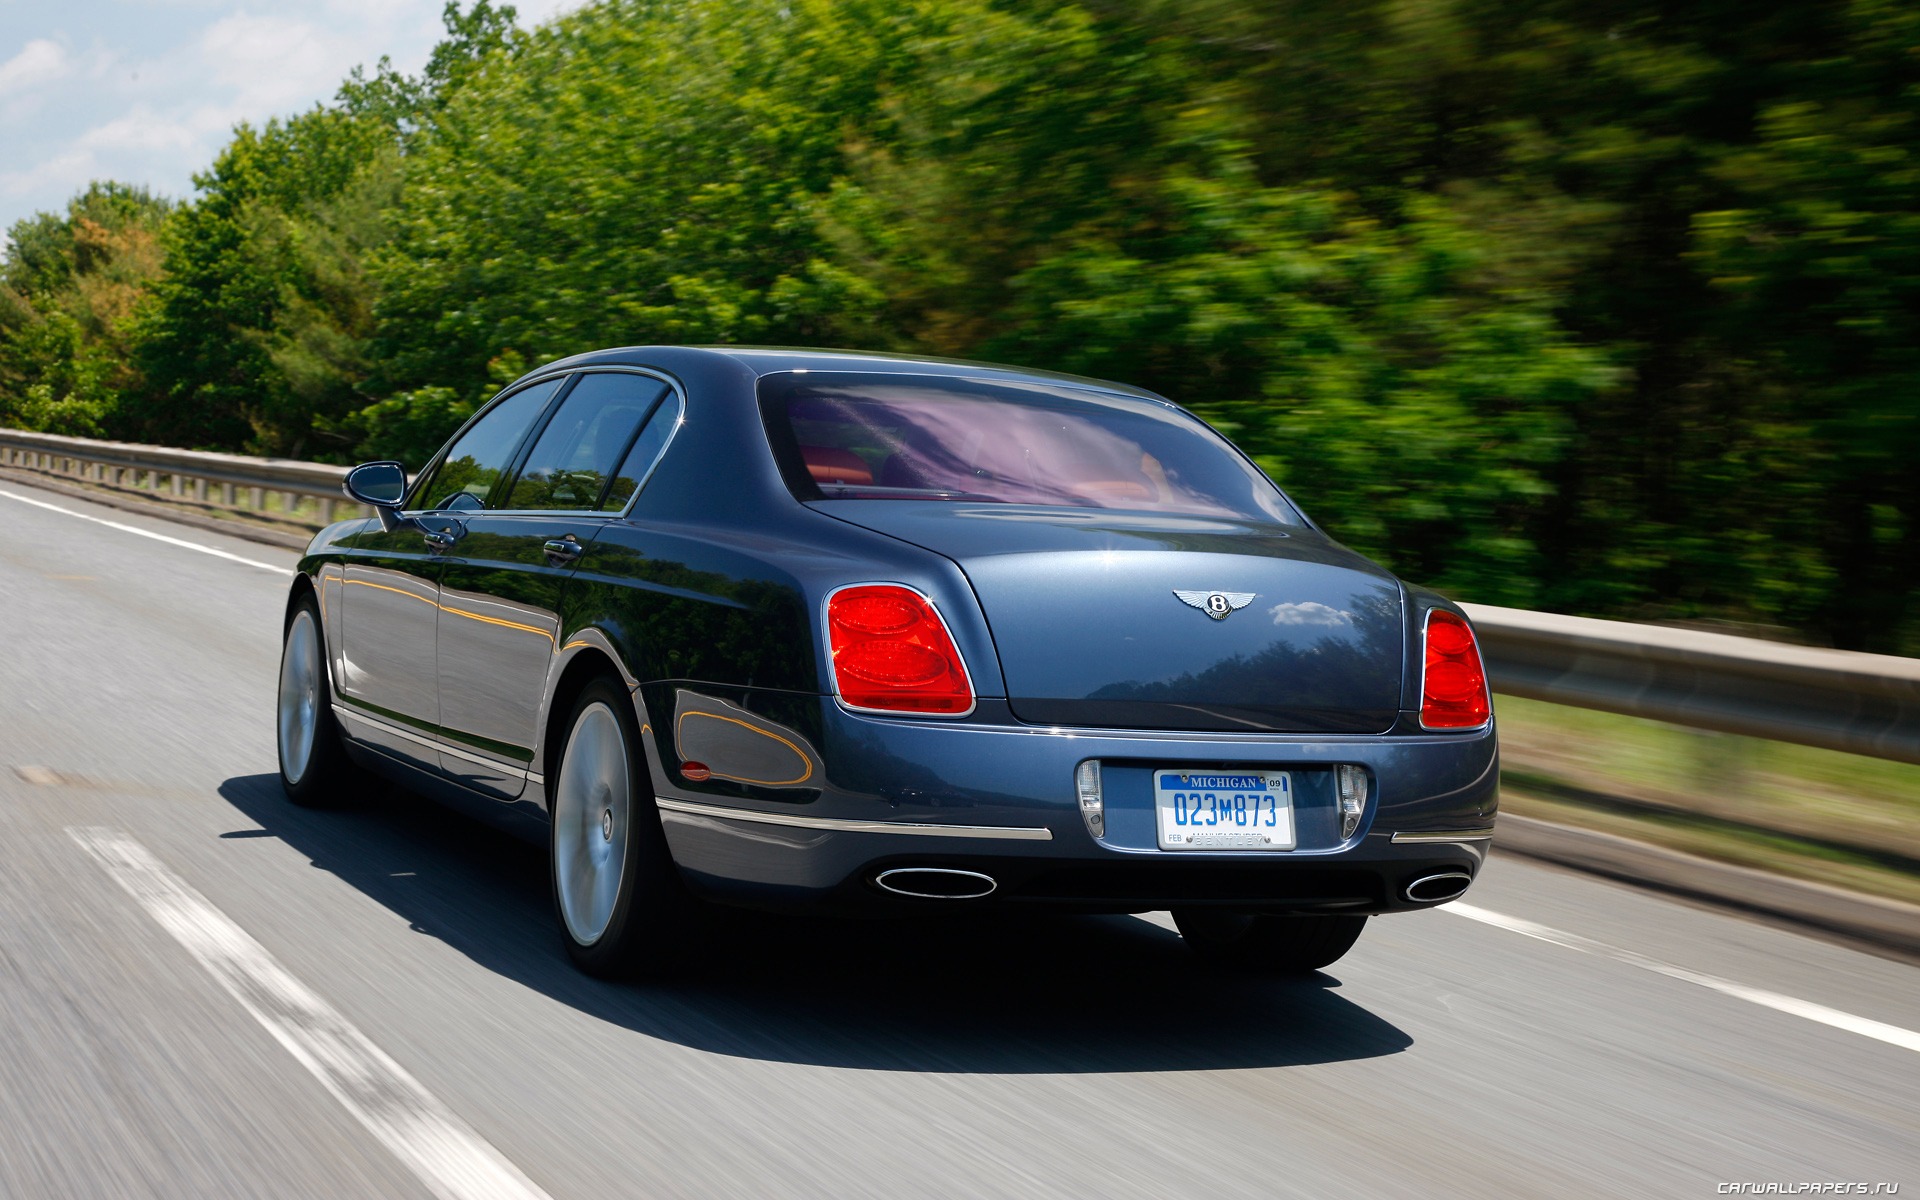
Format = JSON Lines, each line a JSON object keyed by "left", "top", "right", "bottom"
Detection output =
{"left": 827, "top": 585, "right": 974, "bottom": 715}
{"left": 1075, "top": 760, "right": 1104, "bottom": 840}
{"left": 1421, "top": 610, "right": 1491, "bottom": 729}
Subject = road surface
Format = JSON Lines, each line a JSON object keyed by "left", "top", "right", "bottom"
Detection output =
{"left": 0, "top": 478, "right": 1912, "bottom": 1198}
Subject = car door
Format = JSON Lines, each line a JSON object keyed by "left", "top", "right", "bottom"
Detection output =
{"left": 333, "top": 378, "right": 564, "bottom": 774}
{"left": 435, "top": 370, "right": 674, "bottom": 798}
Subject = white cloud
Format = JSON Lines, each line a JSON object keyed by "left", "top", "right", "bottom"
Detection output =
{"left": 1269, "top": 601, "right": 1355, "bottom": 627}
{"left": 78, "top": 102, "right": 218, "bottom": 153}
{"left": 199, "top": 12, "right": 342, "bottom": 108}
{"left": 0, "top": 147, "right": 98, "bottom": 200}
{"left": 0, "top": 39, "right": 72, "bottom": 97}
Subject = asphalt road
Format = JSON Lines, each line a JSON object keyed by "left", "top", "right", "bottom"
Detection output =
{"left": 0, "top": 477, "right": 1913, "bottom": 1200}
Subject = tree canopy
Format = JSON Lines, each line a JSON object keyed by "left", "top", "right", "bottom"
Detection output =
{"left": 3, "top": 0, "right": 1916, "bottom": 652}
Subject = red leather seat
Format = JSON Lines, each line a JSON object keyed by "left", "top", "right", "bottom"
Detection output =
{"left": 801, "top": 446, "right": 873, "bottom": 485}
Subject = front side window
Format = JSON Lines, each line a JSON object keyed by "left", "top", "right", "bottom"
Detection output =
{"left": 505, "top": 373, "right": 669, "bottom": 511}
{"left": 412, "top": 378, "right": 563, "bottom": 512}
{"left": 759, "top": 372, "right": 1300, "bottom": 523}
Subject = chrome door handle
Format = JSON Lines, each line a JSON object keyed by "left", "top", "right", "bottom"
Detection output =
{"left": 422, "top": 529, "right": 458, "bottom": 551}
{"left": 543, "top": 537, "right": 583, "bottom": 563}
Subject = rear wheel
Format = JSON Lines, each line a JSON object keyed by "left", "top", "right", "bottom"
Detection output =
{"left": 1172, "top": 909, "right": 1367, "bottom": 974}
{"left": 549, "top": 678, "right": 688, "bottom": 978}
{"left": 277, "top": 592, "right": 363, "bottom": 807}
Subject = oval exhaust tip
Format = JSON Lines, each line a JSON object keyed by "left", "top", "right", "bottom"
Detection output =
{"left": 874, "top": 867, "right": 997, "bottom": 900}
{"left": 1404, "top": 872, "right": 1472, "bottom": 904}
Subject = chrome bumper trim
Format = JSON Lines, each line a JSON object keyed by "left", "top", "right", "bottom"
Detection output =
{"left": 656, "top": 797, "right": 1054, "bottom": 841}
{"left": 1391, "top": 829, "right": 1496, "bottom": 844}
{"left": 333, "top": 702, "right": 533, "bottom": 781}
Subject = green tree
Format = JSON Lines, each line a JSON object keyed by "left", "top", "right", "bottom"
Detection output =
{"left": 0, "top": 182, "right": 172, "bottom": 436}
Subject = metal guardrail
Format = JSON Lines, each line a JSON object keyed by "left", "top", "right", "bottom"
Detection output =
{"left": 0, "top": 427, "right": 361, "bottom": 527}
{"left": 1, "top": 427, "right": 1915, "bottom": 765}
{"left": 1464, "top": 603, "right": 1920, "bottom": 766}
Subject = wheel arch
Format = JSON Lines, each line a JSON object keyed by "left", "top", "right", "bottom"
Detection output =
{"left": 283, "top": 571, "right": 317, "bottom": 623}
{"left": 539, "top": 637, "right": 657, "bottom": 815}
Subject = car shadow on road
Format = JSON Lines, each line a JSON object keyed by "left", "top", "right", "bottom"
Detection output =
{"left": 219, "top": 773, "right": 1411, "bottom": 1073}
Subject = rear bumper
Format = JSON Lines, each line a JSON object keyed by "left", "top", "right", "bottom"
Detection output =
{"left": 650, "top": 696, "right": 1498, "bottom": 916}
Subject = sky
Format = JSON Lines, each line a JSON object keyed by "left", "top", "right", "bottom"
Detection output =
{"left": 0, "top": 0, "right": 577, "bottom": 236}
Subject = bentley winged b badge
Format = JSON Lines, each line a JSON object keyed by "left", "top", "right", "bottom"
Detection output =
{"left": 1173, "top": 590, "right": 1256, "bottom": 621}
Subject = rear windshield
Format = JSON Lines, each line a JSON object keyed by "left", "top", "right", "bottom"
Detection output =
{"left": 758, "top": 372, "right": 1299, "bottom": 523}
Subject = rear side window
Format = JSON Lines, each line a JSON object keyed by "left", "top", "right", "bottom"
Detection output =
{"left": 506, "top": 373, "right": 669, "bottom": 510}
{"left": 759, "top": 372, "right": 1300, "bottom": 523}
{"left": 412, "top": 378, "right": 562, "bottom": 511}
{"left": 597, "top": 383, "right": 681, "bottom": 511}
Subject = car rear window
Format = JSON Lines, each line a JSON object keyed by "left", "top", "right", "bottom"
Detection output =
{"left": 758, "top": 372, "right": 1300, "bottom": 522}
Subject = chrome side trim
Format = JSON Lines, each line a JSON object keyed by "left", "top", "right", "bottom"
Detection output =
{"left": 1391, "top": 829, "right": 1496, "bottom": 844}
{"left": 656, "top": 796, "right": 1053, "bottom": 841}
{"left": 332, "top": 703, "right": 532, "bottom": 780}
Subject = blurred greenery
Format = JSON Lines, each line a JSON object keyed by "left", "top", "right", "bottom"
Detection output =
{"left": 1496, "top": 693, "right": 1920, "bottom": 903}
{"left": 3, "top": 0, "right": 1917, "bottom": 651}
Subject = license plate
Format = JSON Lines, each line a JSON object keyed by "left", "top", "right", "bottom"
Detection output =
{"left": 1154, "top": 770, "right": 1294, "bottom": 850}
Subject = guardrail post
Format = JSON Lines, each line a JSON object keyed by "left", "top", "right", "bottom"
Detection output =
{"left": 193, "top": 478, "right": 207, "bottom": 503}
{"left": 248, "top": 486, "right": 263, "bottom": 512}
{"left": 221, "top": 482, "right": 235, "bottom": 506}
{"left": 319, "top": 497, "right": 336, "bottom": 524}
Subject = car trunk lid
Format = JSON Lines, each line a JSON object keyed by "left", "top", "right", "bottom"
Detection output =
{"left": 813, "top": 503, "right": 1406, "bottom": 733}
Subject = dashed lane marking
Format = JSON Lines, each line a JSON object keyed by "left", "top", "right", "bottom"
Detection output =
{"left": 68, "top": 827, "right": 551, "bottom": 1200}
{"left": 1446, "top": 902, "right": 1920, "bottom": 1054}
{"left": 0, "top": 487, "right": 295, "bottom": 576}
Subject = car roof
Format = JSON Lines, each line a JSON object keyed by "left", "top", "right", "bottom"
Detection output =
{"left": 534, "top": 345, "right": 1171, "bottom": 404}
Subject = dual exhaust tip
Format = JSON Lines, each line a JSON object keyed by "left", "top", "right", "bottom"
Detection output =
{"left": 875, "top": 868, "right": 1470, "bottom": 905}
{"left": 1404, "top": 872, "right": 1472, "bottom": 904}
{"left": 873, "top": 867, "right": 997, "bottom": 900}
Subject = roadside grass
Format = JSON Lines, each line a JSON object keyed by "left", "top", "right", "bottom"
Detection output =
{"left": 1494, "top": 694, "right": 1920, "bottom": 907}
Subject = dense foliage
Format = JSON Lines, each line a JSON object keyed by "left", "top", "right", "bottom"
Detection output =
{"left": 2, "top": 0, "right": 1916, "bottom": 651}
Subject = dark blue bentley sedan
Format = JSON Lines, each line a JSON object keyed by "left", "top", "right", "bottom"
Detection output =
{"left": 275, "top": 347, "right": 1497, "bottom": 977}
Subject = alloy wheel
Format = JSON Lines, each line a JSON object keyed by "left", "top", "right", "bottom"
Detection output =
{"left": 277, "top": 609, "right": 321, "bottom": 787}
{"left": 552, "top": 701, "right": 632, "bottom": 946}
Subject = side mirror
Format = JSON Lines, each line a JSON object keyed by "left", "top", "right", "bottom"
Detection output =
{"left": 344, "top": 460, "right": 408, "bottom": 506}
{"left": 343, "top": 461, "right": 411, "bottom": 531}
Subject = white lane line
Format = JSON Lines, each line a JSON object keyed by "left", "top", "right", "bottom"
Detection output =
{"left": 0, "top": 487, "right": 294, "bottom": 576}
{"left": 68, "top": 827, "right": 551, "bottom": 1200}
{"left": 1446, "top": 902, "right": 1920, "bottom": 1054}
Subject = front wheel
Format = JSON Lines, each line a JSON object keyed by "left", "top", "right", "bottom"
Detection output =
{"left": 549, "top": 678, "right": 689, "bottom": 978}
{"left": 1172, "top": 909, "right": 1368, "bottom": 974}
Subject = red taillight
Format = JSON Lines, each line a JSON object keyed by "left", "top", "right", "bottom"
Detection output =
{"left": 1421, "top": 610, "right": 1490, "bottom": 729}
{"left": 827, "top": 585, "right": 974, "bottom": 715}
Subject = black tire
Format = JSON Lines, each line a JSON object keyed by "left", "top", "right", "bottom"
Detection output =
{"left": 1172, "top": 909, "right": 1368, "bottom": 974}
{"left": 548, "top": 677, "right": 690, "bottom": 979}
{"left": 276, "top": 591, "right": 365, "bottom": 807}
